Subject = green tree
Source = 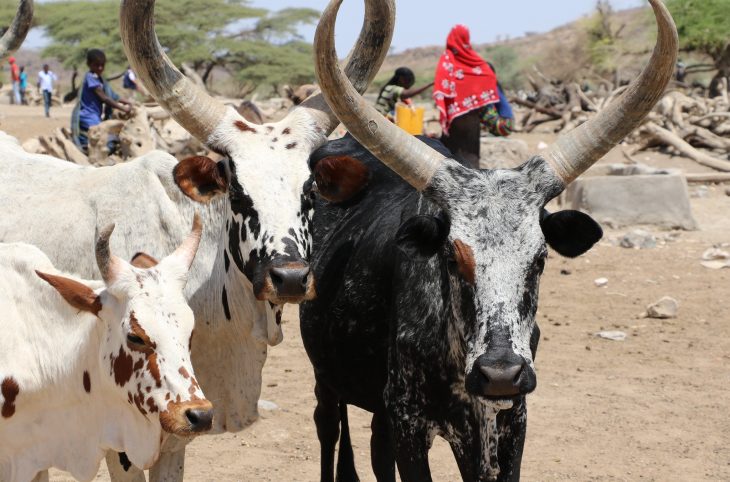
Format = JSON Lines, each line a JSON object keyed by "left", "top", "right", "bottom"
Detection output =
{"left": 35, "top": 0, "right": 319, "bottom": 92}
{"left": 666, "top": 0, "right": 730, "bottom": 92}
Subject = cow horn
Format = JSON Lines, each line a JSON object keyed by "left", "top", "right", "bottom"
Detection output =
{"left": 120, "top": 0, "right": 228, "bottom": 148}
{"left": 170, "top": 212, "right": 203, "bottom": 270}
{"left": 298, "top": 0, "right": 396, "bottom": 135}
{"left": 95, "top": 224, "right": 124, "bottom": 285}
{"left": 542, "top": 0, "right": 677, "bottom": 185}
{"left": 0, "top": 0, "right": 34, "bottom": 60}
{"left": 314, "top": 0, "right": 445, "bottom": 191}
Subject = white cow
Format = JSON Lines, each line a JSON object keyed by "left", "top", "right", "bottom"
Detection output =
{"left": 0, "top": 217, "right": 211, "bottom": 482}
{"left": 0, "top": 0, "right": 395, "bottom": 478}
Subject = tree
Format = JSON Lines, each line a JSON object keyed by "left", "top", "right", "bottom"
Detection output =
{"left": 35, "top": 0, "right": 319, "bottom": 93}
{"left": 666, "top": 0, "right": 730, "bottom": 94}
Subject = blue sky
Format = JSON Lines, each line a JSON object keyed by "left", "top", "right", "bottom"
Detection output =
{"left": 27, "top": 0, "right": 644, "bottom": 53}
{"left": 249, "top": 0, "right": 644, "bottom": 52}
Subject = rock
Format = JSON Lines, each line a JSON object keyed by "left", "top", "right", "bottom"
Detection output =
{"left": 560, "top": 269, "right": 572, "bottom": 275}
{"left": 595, "top": 331, "right": 626, "bottom": 341}
{"left": 537, "top": 141, "right": 548, "bottom": 150}
{"left": 701, "top": 260, "right": 730, "bottom": 270}
{"left": 619, "top": 229, "right": 657, "bottom": 249}
{"left": 594, "top": 277, "right": 608, "bottom": 287}
{"left": 702, "top": 248, "right": 730, "bottom": 261}
{"left": 725, "top": 187, "right": 730, "bottom": 197}
{"left": 690, "top": 185, "right": 709, "bottom": 198}
{"left": 257, "top": 399, "right": 279, "bottom": 411}
{"left": 646, "top": 296, "right": 679, "bottom": 319}
{"left": 564, "top": 174, "right": 698, "bottom": 230}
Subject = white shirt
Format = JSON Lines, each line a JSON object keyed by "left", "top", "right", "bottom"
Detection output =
{"left": 38, "top": 70, "right": 57, "bottom": 92}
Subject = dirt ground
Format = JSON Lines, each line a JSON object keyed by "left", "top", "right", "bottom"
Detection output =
{"left": 3, "top": 105, "right": 728, "bottom": 481}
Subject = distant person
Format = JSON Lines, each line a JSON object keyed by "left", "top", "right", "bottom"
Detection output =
{"left": 375, "top": 67, "right": 433, "bottom": 121}
{"left": 122, "top": 65, "right": 146, "bottom": 97}
{"left": 8, "top": 57, "right": 21, "bottom": 105}
{"left": 18, "top": 66, "right": 28, "bottom": 105}
{"left": 73, "top": 49, "right": 132, "bottom": 152}
{"left": 37, "top": 64, "right": 58, "bottom": 117}
{"left": 433, "top": 24, "right": 514, "bottom": 168}
{"left": 675, "top": 59, "right": 687, "bottom": 83}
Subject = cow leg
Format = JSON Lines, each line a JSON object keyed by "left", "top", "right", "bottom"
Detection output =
{"left": 370, "top": 410, "right": 396, "bottom": 482}
{"left": 314, "top": 379, "right": 342, "bottom": 482}
{"left": 392, "top": 420, "right": 432, "bottom": 482}
{"left": 335, "top": 401, "right": 359, "bottom": 482}
{"left": 106, "top": 451, "right": 147, "bottom": 482}
{"left": 149, "top": 447, "right": 186, "bottom": 482}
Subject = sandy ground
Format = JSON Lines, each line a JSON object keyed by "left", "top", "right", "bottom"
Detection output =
{"left": 3, "top": 105, "right": 729, "bottom": 481}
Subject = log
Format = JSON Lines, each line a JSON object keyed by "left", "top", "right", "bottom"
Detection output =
{"left": 644, "top": 122, "right": 730, "bottom": 172}
{"left": 685, "top": 173, "right": 730, "bottom": 183}
{"left": 510, "top": 97, "right": 562, "bottom": 118}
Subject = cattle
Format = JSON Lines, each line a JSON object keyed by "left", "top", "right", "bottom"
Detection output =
{"left": 300, "top": 0, "right": 677, "bottom": 480}
{"left": 0, "top": 217, "right": 211, "bottom": 482}
{"left": 0, "top": 0, "right": 395, "bottom": 479}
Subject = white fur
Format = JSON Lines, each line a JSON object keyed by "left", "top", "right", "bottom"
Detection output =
{"left": 0, "top": 242, "right": 206, "bottom": 482}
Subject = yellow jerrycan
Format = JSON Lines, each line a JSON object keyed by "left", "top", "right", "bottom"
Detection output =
{"left": 395, "top": 103, "right": 424, "bottom": 135}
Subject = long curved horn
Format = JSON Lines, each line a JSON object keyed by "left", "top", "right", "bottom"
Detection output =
{"left": 170, "top": 213, "right": 203, "bottom": 270}
{"left": 314, "top": 0, "right": 445, "bottom": 191}
{"left": 119, "top": 0, "right": 228, "bottom": 147}
{"left": 542, "top": 0, "right": 677, "bottom": 185}
{"left": 299, "top": 0, "right": 396, "bottom": 135}
{"left": 95, "top": 224, "right": 124, "bottom": 285}
{"left": 0, "top": 0, "right": 33, "bottom": 60}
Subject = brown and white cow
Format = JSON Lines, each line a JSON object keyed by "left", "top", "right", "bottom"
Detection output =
{"left": 0, "top": 217, "right": 210, "bottom": 482}
{"left": 0, "top": 0, "right": 395, "bottom": 479}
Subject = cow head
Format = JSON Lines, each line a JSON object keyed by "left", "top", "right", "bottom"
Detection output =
{"left": 315, "top": 0, "right": 677, "bottom": 401}
{"left": 119, "top": 0, "right": 395, "bottom": 305}
{"left": 36, "top": 215, "right": 213, "bottom": 436}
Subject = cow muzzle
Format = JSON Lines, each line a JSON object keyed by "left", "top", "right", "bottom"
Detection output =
{"left": 160, "top": 399, "right": 215, "bottom": 436}
{"left": 467, "top": 350, "right": 536, "bottom": 399}
{"left": 256, "top": 261, "right": 316, "bottom": 304}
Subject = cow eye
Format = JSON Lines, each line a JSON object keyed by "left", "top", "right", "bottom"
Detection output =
{"left": 127, "top": 333, "right": 145, "bottom": 345}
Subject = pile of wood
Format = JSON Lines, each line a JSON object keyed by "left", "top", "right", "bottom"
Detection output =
{"left": 510, "top": 69, "right": 730, "bottom": 176}
{"left": 22, "top": 105, "right": 207, "bottom": 166}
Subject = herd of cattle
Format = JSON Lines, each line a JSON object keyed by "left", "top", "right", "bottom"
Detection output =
{"left": 0, "top": 0, "right": 677, "bottom": 481}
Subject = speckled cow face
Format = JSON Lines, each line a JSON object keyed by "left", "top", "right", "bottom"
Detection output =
{"left": 100, "top": 260, "right": 212, "bottom": 436}
{"left": 399, "top": 157, "right": 601, "bottom": 401}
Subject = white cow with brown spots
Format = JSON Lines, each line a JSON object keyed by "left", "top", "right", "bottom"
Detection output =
{"left": 0, "top": 217, "right": 212, "bottom": 482}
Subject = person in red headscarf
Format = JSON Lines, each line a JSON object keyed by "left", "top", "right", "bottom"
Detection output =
{"left": 433, "top": 25, "right": 514, "bottom": 167}
{"left": 8, "top": 57, "right": 21, "bottom": 105}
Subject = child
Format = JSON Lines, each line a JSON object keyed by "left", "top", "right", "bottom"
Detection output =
{"left": 76, "top": 49, "right": 132, "bottom": 151}
{"left": 375, "top": 67, "right": 433, "bottom": 121}
{"left": 18, "top": 66, "right": 27, "bottom": 105}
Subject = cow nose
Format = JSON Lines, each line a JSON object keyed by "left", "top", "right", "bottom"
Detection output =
{"left": 185, "top": 408, "right": 214, "bottom": 433}
{"left": 269, "top": 266, "right": 311, "bottom": 297}
{"left": 479, "top": 363, "right": 525, "bottom": 397}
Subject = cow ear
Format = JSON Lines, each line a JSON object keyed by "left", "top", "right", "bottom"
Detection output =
{"left": 312, "top": 156, "right": 369, "bottom": 203}
{"left": 130, "top": 252, "right": 159, "bottom": 269}
{"left": 396, "top": 214, "right": 450, "bottom": 260}
{"left": 541, "top": 210, "right": 603, "bottom": 258}
{"left": 35, "top": 271, "right": 102, "bottom": 316}
{"left": 173, "top": 156, "right": 228, "bottom": 203}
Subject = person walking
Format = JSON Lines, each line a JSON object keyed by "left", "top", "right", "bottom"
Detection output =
{"left": 19, "top": 66, "right": 28, "bottom": 105}
{"left": 37, "top": 64, "right": 58, "bottom": 117}
{"left": 8, "top": 57, "right": 21, "bottom": 105}
{"left": 433, "top": 24, "right": 514, "bottom": 168}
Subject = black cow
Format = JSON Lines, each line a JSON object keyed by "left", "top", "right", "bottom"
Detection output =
{"left": 302, "top": 0, "right": 676, "bottom": 480}
{"left": 301, "top": 134, "right": 600, "bottom": 481}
